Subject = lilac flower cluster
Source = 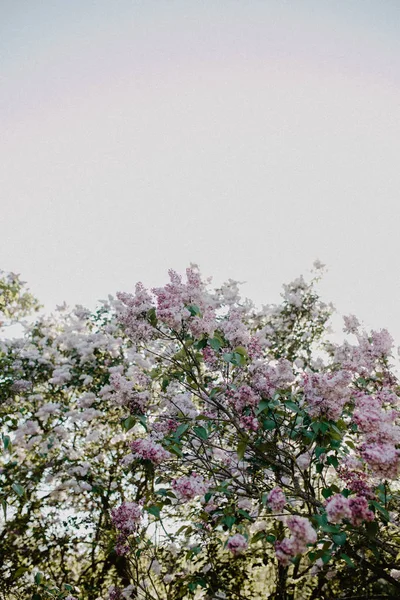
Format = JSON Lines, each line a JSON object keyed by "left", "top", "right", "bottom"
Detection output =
{"left": 227, "top": 533, "right": 248, "bottom": 556}
{"left": 302, "top": 370, "right": 352, "bottom": 421}
{"left": 275, "top": 516, "right": 317, "bottom": 566}
{"left": 172, "top": 473, "right": 208, "bottom": 501}
{"left": 129, "top": 438, "right": 171, "bottom": 464}
{"left": 353, "top": 391, "right": 400, "bottom": 479}
{"left": 325, "top": 493, "right": 374, "bottom": 526}
{"left": 267, "top": 487, "right": 287, "bottom": 512}
{"left": 111, "top": 501, "right": 142, "bottom": 534}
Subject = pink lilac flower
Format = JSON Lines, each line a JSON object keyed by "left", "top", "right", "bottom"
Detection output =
{"left": 325, "top": 494, "right": 375, "bottom": 526}
{"left": 188, "top": 308, "right": 216, "bottom": 338}
{"left": 360, "top": 443, "right": 400, "bottom": 479}
{"left": 302, "top": 370, "right": 351, "bottom": 421}
{"left": 337, "top": 464, "right": 374, "bottom": 498}
{"left": 325, "top": 494, "right": 352, "bottom": 524}
{"left": 109, "top": 373, "right": 149, "bottom": 413}
{"left": 115, "top": 535, "right": 130, "bottom": 556}
{"left": 286, "top": 516, "right": 317, "bottom": 547}
{"left": 348, "top": 496, "right": 374, "bottom": 526}
{"left": 152, "top": 267, "right": 215, "bottom": 332}
{"left": 228, "top": 385, "right": 260, "bottom": 413}
{"left": 130, "top": 438, "right": 171, "bottom": 464}
{"left": 343, "top": 315, "right": 360, "bottom": 335}
{"left": 334, "top": 328, "right": 393, "bottom": 373}
{"left": 172, "top": 473, "right": 208, "bottom": 501}
{"left": 267, "top": 487, "right": 286, "bottom": 512}
{"left": 275, "top": 516, "right": 317, "bottom": 566}
{"left": 111, "top": 501, "right": 142, "bottom": 534}
{"left": 250, "top": 359, "right": 294, "bottom": 398}
{"left": 351, "top": 390, "right": 400, "bottom": 479}
{"left": 108, "top": 586, "right": 123, "bottom": 600}
{"left": 275, "top": 538, "right": 298, "bottom": 567}
{"left": 227, "top": 533, "right": 248, "bottom": 555}
{"left": 296, "top": 452, "right": 312, "bottom": 470}
{"left": 117, "top": 283, "right": 154, "bottom": 343}
{"left": 202, "top": 346, "right": 219, "bottom": 369}
{"left": 240, "top": 415, "right": 259, "bottom": 431}
{"left": 220, "top": 309, "right": 250, "bottom": 347}
{"left": 237, "top": 497, "right": 253, "bottom": 512}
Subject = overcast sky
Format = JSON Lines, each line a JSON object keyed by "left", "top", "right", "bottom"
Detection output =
{"left": 1, "top": 1, "right": 400, "bottom": 343}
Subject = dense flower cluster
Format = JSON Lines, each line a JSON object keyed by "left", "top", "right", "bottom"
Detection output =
{"left": 227, "top": 534, "right": 248, "bottom": 556}
{"left": 129, "top": 438, "right": 171, "bottom": 464}
{"left": 172, "top": 473, "right": 208, "bottom": 501}
{"left": 275, "top": 517, "right": 317, "bottom": 566}
{"left": 267, "top": 487, "right": 286, "bottom": 512}
{"left": 302, "top": 370, "right": 352, "bottom": 421}
{"left": 325, "top": 494, "right": 374, "bottom": 526}
{"left": 111, "top": 502, "right": 142, "bottom": 534}
{"left": 353, "top": 391, "right": 400, "bottom": 479}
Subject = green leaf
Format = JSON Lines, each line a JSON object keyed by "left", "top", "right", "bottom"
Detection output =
{"left": 12, "top": 483, "right": 24, "bottom": 497}
{"left": 222, "top": 515, "right": 236, "bottom": 529}
{"left": 168, "top": 444, "right": 183, "bottom": 457}
{"left": 326, "top": 455, "right": 339, "bottom": 469}
{"left": 123, "top": 415, "right": 136, "bottom": 431}
{"left": 147, "top": 505, "right": 161, "bottom": 518}
{"left": 341, "top": 553, "right": 355, "bottom": 568}
{"left": 194, "top": 338, "right": 208, "bottom": 350}
{"left": 315, "top": 446, "right": 327, "bottom": 459}
{"left": 285, "top": 400, "right": 301, "bottom": 413}
{"left": 34, "top": 572, "right": 43, "bottom": 585}
{"left": 237, "top": 440, "right": 247, "bottom": 461}
{"left": 231, "top": 352, "right": 247, "bottom": 366}
{"left": 175, "top": 423, "right": 189, "bottom": 438}
{"left": 370, "top": 500, "right": 390, "bottom": 522}
{"left": 365, "top": 520, "right": 379, "bottom": 537}
{"left": 332, "top": 532, "right": 347, "bottom": 546}
{"left": 237, "top": 509, "right": 253, "bottom": 521}
{"left": 321, "top": 550, "right": 333, "bottom": 564}
{"left": 256, "top": 400, "right": 270, "bottom": 415}
{"left": 3, "top": 435, "right": 10, "bottom": 450}
{"left": 193, "top": 426, "right": 208, "bottom": 440}
{"left": 223, "top": 352, "right": 233, "bottom": 363}
{"left": 138, "top": 415, "right": 147, "bottom": 431}
{"left": 147, "top": 307, "right": 157, "bottom": 326}
{"left": 262, "top": 419, "right": 276, "bottom": 431}
{"left": 322, "top": 523, "right": 341, "bottom": 533}
{"left": 234, "top": 346, "right": 248, "bottom": 356}
{"left": 209, "top": 337, "right": 222, "bottom": 351}
{"left": 251, "top": 531, "right": 266, "bottom": 543}
{"left": 187, "top": 305, "right": 201, "bottom": 317}
{"left": 13, "top": 566, "right": 27, "bottom": 580}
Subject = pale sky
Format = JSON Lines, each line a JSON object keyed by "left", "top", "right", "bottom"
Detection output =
{"left": 1, "top": 1, "right": 400, "bottom": 342}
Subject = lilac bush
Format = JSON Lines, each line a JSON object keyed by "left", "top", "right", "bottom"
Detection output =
{"left": 1, "top": 265, "right": 400, "bottom": 599}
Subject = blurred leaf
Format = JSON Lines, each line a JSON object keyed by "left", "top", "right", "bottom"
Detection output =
{"left": 12, "top": 483, "right": 24, "bottom": 497}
